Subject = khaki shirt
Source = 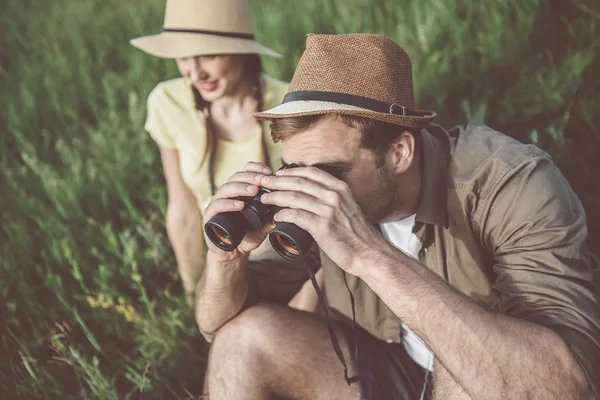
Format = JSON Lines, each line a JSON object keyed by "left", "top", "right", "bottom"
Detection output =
{"left": 210, "top": 124, "right": 600, "bottom": 395}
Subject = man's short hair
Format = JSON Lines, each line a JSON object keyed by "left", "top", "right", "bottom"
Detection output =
{"left": 270, "top": 114, "right": 420, "bottom": 167}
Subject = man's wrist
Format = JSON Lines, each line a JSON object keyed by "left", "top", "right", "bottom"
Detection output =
{"left": 205, "top": 250, "right": 248, "bottom": 286}
{"left": 351, "top": 236, "right": 399, "bottom": 281}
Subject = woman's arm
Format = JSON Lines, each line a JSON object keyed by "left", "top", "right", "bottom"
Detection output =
{"left": 159, "top": 146, "right": 206, "bottom": 305}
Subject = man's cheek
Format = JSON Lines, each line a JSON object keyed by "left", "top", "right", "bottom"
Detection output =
{"left": 345, "top": 181, "right": 364, "bottom": 203}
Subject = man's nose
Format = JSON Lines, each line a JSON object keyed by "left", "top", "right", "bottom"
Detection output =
{"left": 189, "top": 57, "right": 208, "bottom": 81}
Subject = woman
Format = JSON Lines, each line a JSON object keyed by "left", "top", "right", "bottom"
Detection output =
{"left": 130, "top": 0, "right": 321, "bottom": 309}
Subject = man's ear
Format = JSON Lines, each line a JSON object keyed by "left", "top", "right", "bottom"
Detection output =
{"left": 390, "top": 130, "right": 416, "bottom": 175}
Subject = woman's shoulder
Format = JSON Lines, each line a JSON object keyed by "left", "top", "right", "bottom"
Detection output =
{"left": 147, "top": 77, "right": 193, "bottom": 111}
{"left": 262, "top": 75, "right": 290, "bottom": 110}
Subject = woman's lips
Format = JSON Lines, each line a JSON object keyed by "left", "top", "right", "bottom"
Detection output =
{"left": 199, "top": 81, "right": 218, "bottom": 92}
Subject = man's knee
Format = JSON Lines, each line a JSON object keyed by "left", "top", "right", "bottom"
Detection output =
{"left": 210, "top": 303, "right": 292, "bottom": 356}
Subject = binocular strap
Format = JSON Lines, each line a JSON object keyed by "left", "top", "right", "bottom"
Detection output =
{"left": 305, "top": 257, "right": 360, "bottom": 386}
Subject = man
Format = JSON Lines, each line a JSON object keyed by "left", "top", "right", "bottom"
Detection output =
{"left": 195, "top": 33, "right": 600, "bottom": 399}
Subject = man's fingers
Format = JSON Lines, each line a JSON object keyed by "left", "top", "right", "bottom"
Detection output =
{"left": 225, "top": 171, "right": 268, "bottom": 186}
{"left": 260, "top": 190, "right": 326, "bottom": 216}
{"left": 275, "top": 166, "right": 347, "bottom": 192}
{"left": 204, "top": 167, "right": 270, "bottom": 219}
{"left": 242, "top": 161, "right": 272, "bottom": 175}
{"left": 212, "top": 181, "right": 261, "bottom": 201}
{"left": 273, "top": 208, "right": 319, "bottom": 233}
{"left": 259, "top": 174, "right": 330, "bottom": 200}
{"left": 203, "top": 198, "right": 245, "bottom": 221}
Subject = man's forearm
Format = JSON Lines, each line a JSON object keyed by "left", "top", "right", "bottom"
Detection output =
{"left": 195, "top": 252, "right": 250, "bottom": 336}
{"left": 433, "top": 359, "right": 472, "bottom": 400}
{"left": 359, "top": 247, "right": 591, "bottom": 399}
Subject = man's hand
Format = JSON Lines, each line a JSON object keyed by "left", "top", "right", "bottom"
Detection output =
{"left": 203, "top": 161, "right": 275, "bottom": 262}
{"left": 259, "top": 166, "right": 383, "bottom": 275}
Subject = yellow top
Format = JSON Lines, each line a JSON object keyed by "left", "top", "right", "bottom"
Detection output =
{"left": 144, "top": 75, "right": 289, "bottom": 211}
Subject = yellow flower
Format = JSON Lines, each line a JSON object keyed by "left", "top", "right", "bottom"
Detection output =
{"left": 100, "top": 297, "right": 114, "bottom": 309}
{"left": 86, "top": 296, "right": 99, "bottom": 308}
{"left": 87, "top": 294, "right": 139, "bottom": 324}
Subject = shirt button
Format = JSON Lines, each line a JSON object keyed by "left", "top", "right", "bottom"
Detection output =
{"left": 386, "top": 339, "right": 394, "bottom": 343}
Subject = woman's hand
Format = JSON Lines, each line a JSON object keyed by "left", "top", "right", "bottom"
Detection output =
{"left": 202, "top": 161, "right": 275, "bottom": 262}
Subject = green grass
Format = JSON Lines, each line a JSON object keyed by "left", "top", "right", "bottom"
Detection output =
{"left": 1, "top": 0, "right": 599, "bottom": 398}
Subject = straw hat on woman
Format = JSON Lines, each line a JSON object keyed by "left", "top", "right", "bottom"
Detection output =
{"left": 131, "top": 0, "right": 320, "bottom": 309}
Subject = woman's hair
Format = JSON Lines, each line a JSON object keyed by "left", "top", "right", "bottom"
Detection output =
{"left": 191, "top": 54, "right": 267, "bottom": 194}
{"left": 192, "top": 54, "right": 263, "bottom": 112}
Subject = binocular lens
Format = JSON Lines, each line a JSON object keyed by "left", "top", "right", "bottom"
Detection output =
{"left": 210, "top": 225, "right": 232, "bottom": 247}
{"left": 269, "top": 221, "right": 313, "bottom": 261}
{"left": 204, "top": 212, "right": 249, "bottom": 251}
{"left": 275, "top": 234, "right": 301, "bottom": 257}
{"left": 204, "top": 161, "right": 313, "bottom": 260}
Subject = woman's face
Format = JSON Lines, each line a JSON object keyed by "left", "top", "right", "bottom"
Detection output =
{"left": 176, "top": 55, "right": 246, "bottom": 102}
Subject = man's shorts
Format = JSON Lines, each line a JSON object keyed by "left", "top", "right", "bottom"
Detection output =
{"left": 340, "top": 322, "right": 434, "bottom": 400}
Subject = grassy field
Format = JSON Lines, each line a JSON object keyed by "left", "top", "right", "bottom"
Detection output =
{"left": 1, "top": 0, "right": 599, "bottom": 398}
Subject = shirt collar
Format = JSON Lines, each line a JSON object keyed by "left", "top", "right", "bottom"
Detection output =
{"left": 415, "top": 124, "right": 451, "bottom": 228}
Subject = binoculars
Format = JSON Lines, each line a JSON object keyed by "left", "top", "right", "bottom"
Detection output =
{"left": 204, "top": 163, "right": 313, "bottom": 261}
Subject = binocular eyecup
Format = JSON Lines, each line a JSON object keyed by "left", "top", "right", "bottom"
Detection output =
{"left": 205, "top": 214, "right": 313, "bottom": 261}
{"left": 204, "top": 163, "right": 313, "bottom": 261}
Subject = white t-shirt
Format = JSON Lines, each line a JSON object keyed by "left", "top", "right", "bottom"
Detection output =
{"left": 379, "top": 215, "right": 435, "bottom": 372}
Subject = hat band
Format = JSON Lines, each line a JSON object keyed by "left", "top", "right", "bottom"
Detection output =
{"left": 282, "top": 90, "right": 424, "bottom": 117}
{"left": 163, "top": 28, "right": 254, "bottom": 40}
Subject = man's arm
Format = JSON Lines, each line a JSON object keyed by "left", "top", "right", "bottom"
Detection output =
{"left": 359, "top": 155, "right": 599, "bottom": 399}
{"left": 361, "top": 249, "right": 592, "bottom": 399}
{"left": 195, "top": 251, "right": 250, "bottom": 340}
{"left": 433, "top": 360, "right": 472, "bottom": 400}
{"left": 258, "top": 159, "right": 600, "bottom": 398}
{"left": 196, "top": 241, "right": 320, "bottom": 341}
{"left": 193, "top": 162, "right": 317, "bottom": 341}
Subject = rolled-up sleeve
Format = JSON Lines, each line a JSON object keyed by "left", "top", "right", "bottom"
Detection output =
{"left": 479, "top": 152, "right": 600, "bottom": 396}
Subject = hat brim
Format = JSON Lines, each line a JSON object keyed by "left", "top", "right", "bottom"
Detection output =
{"left": 254, "top": 100, "right": 436, "bottom": 129}
{"left": 130, "top": 31, "right": 281, "bottom": 59}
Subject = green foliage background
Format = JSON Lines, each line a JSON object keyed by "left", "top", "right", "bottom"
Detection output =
{"left": 1, "top": 0, "right": 599, "bottom": 398}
